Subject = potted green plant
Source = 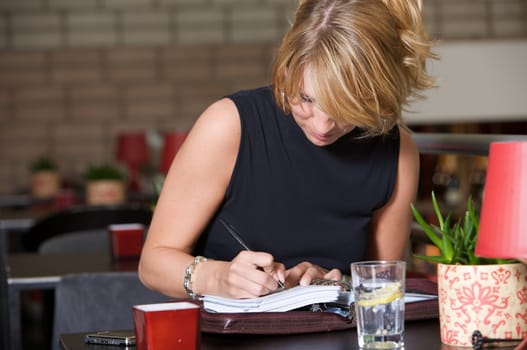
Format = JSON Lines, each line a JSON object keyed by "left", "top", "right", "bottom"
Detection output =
{"left": 30, "top": 156, "right": 60, "bottom": 198}
{"left": 411, "top": 193, "right": 526, "bottom": 347}
{"left": 84, "top": 164, "right": 126, "bottom": 205}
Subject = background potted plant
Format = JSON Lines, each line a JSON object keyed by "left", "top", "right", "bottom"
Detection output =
{"left": 30, "top": 156, "right": 61, "bottom": 199}
{"left": 411, "top": 192, "right": 526, "bottom": 347}
{"left": 84, "top": 164, "right": 126, "bottom": 205}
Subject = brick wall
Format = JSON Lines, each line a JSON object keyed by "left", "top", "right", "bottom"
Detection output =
{"left": 0, "top": 0, "right": 526, "bottom": 194}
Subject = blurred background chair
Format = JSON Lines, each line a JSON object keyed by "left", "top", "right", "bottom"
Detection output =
{"left": 18, "top": 204, "right": 152, "bottom": 349}
{"left": 22, "top": 204, "right": 152, "bottom": 253}
{"left": 37, "top": 229, "right": 110, "bottom": 254}
{"left": 52, "top": 271, "right": 169, "bottom": 350}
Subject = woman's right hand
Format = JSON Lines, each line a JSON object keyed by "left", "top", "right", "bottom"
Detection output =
{"left": 197, "top": 250, "right": 285, "bottom": 299}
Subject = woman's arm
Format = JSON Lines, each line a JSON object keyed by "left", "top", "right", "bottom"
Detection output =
{"left": 367, "top": 127, "right": 420, "bottom": 260}
{"left": 138, "top": 98, "right": 284, "bottom": 299}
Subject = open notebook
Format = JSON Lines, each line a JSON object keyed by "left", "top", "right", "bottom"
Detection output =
{"left": 201, "top": 283, "right": 437, "bottom": 313}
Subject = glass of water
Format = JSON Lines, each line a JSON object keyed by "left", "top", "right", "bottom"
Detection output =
{"left": 351, "top": 260, "right": 406, "bottom": 349}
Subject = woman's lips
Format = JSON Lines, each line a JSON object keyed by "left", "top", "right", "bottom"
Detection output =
{"left": 312, "top": 132, "right": 330, "bottom": 142}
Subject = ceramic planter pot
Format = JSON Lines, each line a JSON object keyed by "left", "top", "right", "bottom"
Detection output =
{"left": 438, "top": 263, "right": 527, "bottom": 347}
{"left": 86, "top": 180, "right": 125, "bottom": 205}
{"left": 30, "top": 170, "right": 60, "bottom": 198}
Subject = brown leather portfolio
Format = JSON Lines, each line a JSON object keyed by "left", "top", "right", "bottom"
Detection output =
{"left": 200, "top": 278, "right": 439, "bottom": 334}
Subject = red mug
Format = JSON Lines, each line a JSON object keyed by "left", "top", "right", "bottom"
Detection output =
{"left": 108, "top": 223, "right": 145, "bottom": 259}
{"left": 133, "top": 301, "right": 201, "bottom": 350}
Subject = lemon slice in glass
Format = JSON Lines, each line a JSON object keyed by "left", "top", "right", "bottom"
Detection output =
{"left": 356, "top": 282, "right": 402, "bottom": 307}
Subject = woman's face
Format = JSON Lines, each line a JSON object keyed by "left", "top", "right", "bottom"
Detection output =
{"left": 289, "top": 67, "right": 355, "bottom": 146}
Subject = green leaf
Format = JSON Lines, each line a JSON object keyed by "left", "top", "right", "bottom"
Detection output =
{"left": 441, "top": 228, "right": 454, "bottom": 263}
{"left": 467, "top": 197, "right": 479, "bottom": 232}
{"left": 84, "top": 164, "right": 125, "bottom": 181}
{"left": 412, "top": 191, "right": 514, "bottom": 266}
{"left": 31, "top": 156, "right": 57, "bottom": 172}
{"left": 431, "top": 192, "right": 445, "bottom": 230}
{"left": 413, "top": 254, "right": 450, "bottom": 264}
{"left": 411, "top": 203, "right": 443, "bottom": 249}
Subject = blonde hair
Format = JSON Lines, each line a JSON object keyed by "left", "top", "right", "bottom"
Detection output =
{"left": 272, "top": 0, "right": 437, "bottom": 136}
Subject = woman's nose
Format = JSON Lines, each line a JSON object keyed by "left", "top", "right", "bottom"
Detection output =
{"left": 312, "top": 109, "right": 335, "bottom": 134}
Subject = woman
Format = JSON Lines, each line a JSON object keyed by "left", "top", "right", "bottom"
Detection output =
{"left": 139, "top": 0, "right": 436, "bottom": 299}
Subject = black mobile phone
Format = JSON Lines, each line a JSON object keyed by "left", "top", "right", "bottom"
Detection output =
{"left": 84, "top": 330, "right": 136, "bottom": 346}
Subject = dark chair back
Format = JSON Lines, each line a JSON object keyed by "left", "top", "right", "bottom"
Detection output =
{"left": 22, "top": 204, "right": 152, "bottom": 252}
{"left": 52, "top": 272, "right": 169, "bottom": 350}
{"left": 38, "top": 229, "right": 110, "bottom": 254}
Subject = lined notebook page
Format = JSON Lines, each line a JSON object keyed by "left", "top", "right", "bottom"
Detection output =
{"left": 201, "top": 284, "right": 437, "bottom": 313}
{"left": 201, "top": 285, "right": 341, "bottom": 313}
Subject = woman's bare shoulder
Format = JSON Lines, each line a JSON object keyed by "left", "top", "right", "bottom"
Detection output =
{"left": 399, "top": 126, "right": 419, "bottom": 159}
{"left": 187, "top": 97, "right": 241, "bottom": 151}
{"left": 195, "top": 97, "right": 238, "bottom": 129}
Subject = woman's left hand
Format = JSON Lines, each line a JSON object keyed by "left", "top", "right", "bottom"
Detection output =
{"left": 284, "top": 262, "right": 342, "bottom": 287}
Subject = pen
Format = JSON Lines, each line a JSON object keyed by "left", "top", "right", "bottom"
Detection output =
{"left": 219, "top": 218, "right": 285, "bottom": 289}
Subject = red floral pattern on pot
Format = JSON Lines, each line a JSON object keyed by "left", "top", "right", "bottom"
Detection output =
{"left": 438, "top": 263, "right": 527, "bottom": 347}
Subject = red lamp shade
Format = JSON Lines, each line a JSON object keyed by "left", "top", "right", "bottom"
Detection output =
{"left": 117, "top": 132, "right": 149, "bottom": 166}
{"left": 116, "top": 132, "right": 149, "bottom": 192}
{"left": 475, "top": 141, "right": 527, "bottom": 260}
{"left": 160, "top": 131, "right": 188, "bottom": 174}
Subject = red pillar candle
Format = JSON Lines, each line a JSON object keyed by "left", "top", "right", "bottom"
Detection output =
{"left": 160, "top": 131, "right": 188, "bottom": 174}
{"left": 116, "top": 132, "right": 149, "bottom": 192}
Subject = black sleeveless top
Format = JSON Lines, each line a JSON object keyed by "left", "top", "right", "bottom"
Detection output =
{"left": 194, "top": 87, "right": 399, "bottom": 274}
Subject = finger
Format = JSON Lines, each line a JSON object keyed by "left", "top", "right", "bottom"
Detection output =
{"left": 284, "top": 262, "right": 312, "bottom": 284}
{"left": 323, "top": 268, "right": 342, "bottom": 281}
{"left": 226, "top": 264, "right": 277, "bottom": 298}
{"left": 234, "top": 253, "right": 285, "bottom": 294}
{"left": 241, "top": 252, "right": 286, "bottom": 290}
{"left": 275, "top": 263, "right": 286, "bottom": 287}
{"left": 299, "top": 266, "right": 323, "bottom": 286}
{"left": 237, "top": 250, "right": 275, "bottom": 270}
{"left": 264, "top": 262, "right": 286, "bottom": 289}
